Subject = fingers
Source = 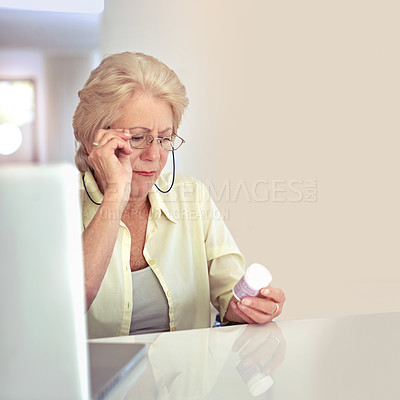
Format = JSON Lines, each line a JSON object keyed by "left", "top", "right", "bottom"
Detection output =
{"left": 259, "top": 287, "right": 286, "bottom": 304}
{"left": 236, "top": 301, "right": 276, "bottom": 324}
{"left": 88, "top": 128, "right": 134, "bottom": 170}
{"left": 232, "top": 286, "right": 286, "bottom": 324}
{"left": 86, "top": 128, "right": 136, "bottom": 198}
{"left": 92, "top": 129, "right": 132, "bottom": 149}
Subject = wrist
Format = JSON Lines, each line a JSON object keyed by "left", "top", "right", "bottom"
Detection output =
{"left": 103, "top": 181, "right": 130, "bottom": 203}
{"left": 101, "top": 186, "right": 129, "bottom": 218}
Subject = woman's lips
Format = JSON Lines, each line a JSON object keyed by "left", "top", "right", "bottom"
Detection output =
{"left": 133, "top": 171, "right": 156, "bottom": 177}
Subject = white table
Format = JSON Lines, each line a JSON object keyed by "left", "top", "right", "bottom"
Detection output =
{"left": 91, "top": 312, "right": 400, "bottom": 399}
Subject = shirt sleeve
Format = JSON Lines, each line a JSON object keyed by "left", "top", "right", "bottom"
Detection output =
{"left": 196, "top": 181, "right": 245, "bottom": 320}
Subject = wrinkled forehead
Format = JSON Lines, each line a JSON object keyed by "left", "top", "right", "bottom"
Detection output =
{"left": 112, "top": 93, "right": 174, "bottom": 131}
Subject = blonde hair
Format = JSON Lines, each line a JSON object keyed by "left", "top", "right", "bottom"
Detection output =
{"left": 73, "top": 52, "right": 189, "bottom": 172}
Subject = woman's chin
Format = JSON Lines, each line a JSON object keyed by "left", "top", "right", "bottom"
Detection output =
{"left": 130, "top": 179, "right": 156, "bottom": 199}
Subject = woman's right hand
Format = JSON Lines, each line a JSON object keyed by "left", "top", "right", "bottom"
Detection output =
{"left": 83, "top": 128, "right": 136, "bottom": 308}
{"left": 87, "top": 128, "right": 134, "bottom": 207}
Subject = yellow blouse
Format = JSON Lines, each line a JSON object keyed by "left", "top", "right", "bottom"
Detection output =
{"left": 81, "top": 171, "right": 245, "bottom": 339}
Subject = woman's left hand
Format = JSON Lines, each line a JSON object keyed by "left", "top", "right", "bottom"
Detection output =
{"left": 225, "top": 286, "right": 286, "bottom": 325}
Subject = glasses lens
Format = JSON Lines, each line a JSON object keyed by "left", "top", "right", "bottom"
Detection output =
{"left": 128, "top": 132, "right": 184, "bottom": 151}
{"left": 163, "top": 135, "right": 183, "bottom": 151}
{"left": 129, "top": 133, "right": 149, "bottom": 149}
{"left": 159, "top": 137, "right": 171, "bottom": 151}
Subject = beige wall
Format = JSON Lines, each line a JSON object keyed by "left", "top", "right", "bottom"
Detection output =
{"left": 45, "top": 52, "right": 96, "bottom": 163}
{"left": 101, "top": 0, "right": 400, "bottom": 320}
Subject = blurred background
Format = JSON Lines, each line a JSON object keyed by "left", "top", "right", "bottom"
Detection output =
{"left": 1, "top": 0, "right": 399, "bottom": 320}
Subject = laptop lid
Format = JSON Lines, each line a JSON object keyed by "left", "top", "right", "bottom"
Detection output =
{"left": 0, "top": 164, "right": 90, "bottom": 399}
{"left": 0, "top": 164, "right": 147, "bottom": 399}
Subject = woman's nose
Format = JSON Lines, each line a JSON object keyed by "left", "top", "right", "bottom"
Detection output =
{"left": 140, "top": 138, "right": 160, "bottom": 161}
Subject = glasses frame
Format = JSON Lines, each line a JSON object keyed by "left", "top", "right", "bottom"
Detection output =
{"left": 127, "top": 131, "right": 185, "bottom": 152}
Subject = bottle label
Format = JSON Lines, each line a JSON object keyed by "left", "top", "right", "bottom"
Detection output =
{"left": 233, "top": 276, "right": 259, "bottom": 300}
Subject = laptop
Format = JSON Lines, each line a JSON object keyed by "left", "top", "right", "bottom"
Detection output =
{"left": 0, "top": 164, "right": 146, "bottom": 400}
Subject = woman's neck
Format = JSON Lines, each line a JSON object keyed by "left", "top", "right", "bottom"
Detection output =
{"left": 122, "top": 196, "right": 150, "bottom": 221}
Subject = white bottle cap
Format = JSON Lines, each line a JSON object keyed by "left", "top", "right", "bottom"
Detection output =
{"left": 245, "top": 263, "right": 272, "bottom": 290}
{"left": 233, "top": 263, "right": 273, "bottom": 300}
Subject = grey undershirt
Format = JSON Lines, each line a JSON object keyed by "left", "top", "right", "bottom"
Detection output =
{"left": 129, "top": 266, "right": 170, "bottom": 335}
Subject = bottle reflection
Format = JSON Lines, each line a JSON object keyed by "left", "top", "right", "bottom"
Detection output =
{"left": 234, "top": 323, "right": 285, "bottom": 396}
{"left": 136, "top": 323, "right": 286, "bottom": 399}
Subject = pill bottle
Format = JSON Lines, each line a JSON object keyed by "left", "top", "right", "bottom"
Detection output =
{"left": 233, "top": 263, "right": 272, "bottom": 301}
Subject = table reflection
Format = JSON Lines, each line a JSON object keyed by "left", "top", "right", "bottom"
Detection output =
{"left": 132, "top": 323, "right": 286, "bottom": 400}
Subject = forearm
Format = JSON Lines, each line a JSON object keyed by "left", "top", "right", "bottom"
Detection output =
{"left": 82, "top": 192, "right": 126, "bottom": 309}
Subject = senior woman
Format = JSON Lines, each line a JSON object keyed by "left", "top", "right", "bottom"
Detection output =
{"left": 73, "top": 52, "right": 286, "bottom": 339}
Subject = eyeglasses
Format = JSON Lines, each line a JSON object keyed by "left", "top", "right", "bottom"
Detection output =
{"left": 128, "top": 131, "right": 185, "bottom": 151}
